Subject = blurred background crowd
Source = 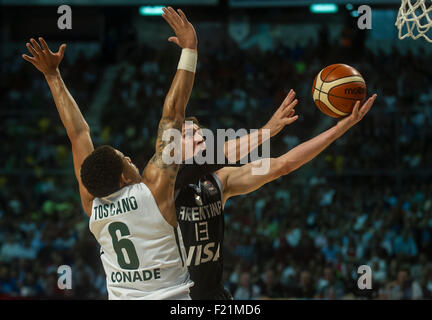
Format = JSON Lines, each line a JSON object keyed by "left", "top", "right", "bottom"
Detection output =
{"left": 1, "top": 1, "right": 432, "bottom": 299}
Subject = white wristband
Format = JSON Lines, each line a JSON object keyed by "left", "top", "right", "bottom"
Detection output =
{"left": 177, "top": 48, "right": 197, "bottom": 73}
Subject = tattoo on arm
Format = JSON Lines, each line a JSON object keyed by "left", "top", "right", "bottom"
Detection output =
{"left": 150, "top": 116, "right": 182, "bottom": 180}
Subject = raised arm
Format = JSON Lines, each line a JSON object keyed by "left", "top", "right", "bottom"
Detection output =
{"left": 223, "top": 90, "right": 299, "bottom": 162}
{"left": 22, "top": 37, "right": 94, "bottom": 216}
{"left": 142, "top": 7, "right": 197, "bottom": 226}
{"left": 217, "top": 94, "right": 377, "bottom": 207}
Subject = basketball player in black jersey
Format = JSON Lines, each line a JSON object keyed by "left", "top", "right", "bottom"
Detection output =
{"left": 175, "top": 92, "right": 377, "bottom": 299}
{"left": 174, "top": 90, "right": 299, "bottom": 299}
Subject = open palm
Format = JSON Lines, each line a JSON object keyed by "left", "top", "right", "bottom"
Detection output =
{"left": 22, "top": 37, "right": 66, "bottom": 76}
{"left": 162, "top": 7, "right": 197, "bottom": 50}
{"left": 263, "top": 89, "right": 299, "bottom": 137}
{"left": 337, "top": 94, "right": 377, "bottom": 131}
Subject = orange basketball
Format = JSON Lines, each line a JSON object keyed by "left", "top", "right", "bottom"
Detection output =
{"left": 312, "top": 64, "right": 366, "bottom": 118}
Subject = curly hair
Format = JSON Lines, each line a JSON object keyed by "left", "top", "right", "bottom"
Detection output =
{"left": 80, "top": 145, "right": 123, "bottom": 198}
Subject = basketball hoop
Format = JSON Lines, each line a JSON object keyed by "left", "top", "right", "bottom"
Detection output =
{"left": 395, "top": 0, "right": 432, "bottom": 42}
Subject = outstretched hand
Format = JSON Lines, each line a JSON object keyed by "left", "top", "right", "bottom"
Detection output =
{"left": 22, "top": 37, "right": 66, "bottom": 76}
{"left": 337, "top": 94, "right": 377, "bottom": 131}
{"left": 263, "top": 89, "right": 299, "bottom": 137}
{"left": 162, "top": 7, "right": 197, "bottom": 50}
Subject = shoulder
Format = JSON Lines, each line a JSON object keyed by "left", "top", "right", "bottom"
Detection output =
{"left": 215, "top": 167, "right": 236, "bottom": 185}
{"left": 208, "top": 172, "right": 223, "bottom": 194}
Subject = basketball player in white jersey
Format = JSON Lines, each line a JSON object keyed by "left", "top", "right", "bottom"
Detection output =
{"left": 22, "top": 7, "right": 198, "bottom": 299}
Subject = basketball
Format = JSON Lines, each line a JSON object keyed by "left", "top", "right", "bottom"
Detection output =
{"left": 312, "top": 64, "right": 367, "bottom": 118}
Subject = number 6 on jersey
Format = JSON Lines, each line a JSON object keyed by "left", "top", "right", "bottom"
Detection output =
{"left": 108, "top": 222, "right": 140, "bottom": 269}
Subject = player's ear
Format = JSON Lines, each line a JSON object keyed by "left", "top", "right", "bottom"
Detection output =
{"left": 120, "top": 172, "right": 132, "bottom": 186}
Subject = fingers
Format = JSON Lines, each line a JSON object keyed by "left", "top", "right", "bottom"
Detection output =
{"left": 283, "top": 99, "right": 298, "bottom": 116}
{"left": 58, "top": 43, "right": 66, "bottom": 58}
{"left": 162, "top": 7, "right": 177, "bottom": 31}
{"left": 282, "top": 89, "right": 295, "bottom": 104}
{"left": 359, "top": 94, "right": 377, "bottom": 118}
{"left": 284, "top": 115, "right": 299, "bottom": 125}
{"left": 162, "top": 7, "right": 183, "bottom": 31}
{"left": 281, "top": 89, "right": 295, "bottom": 110}
{"left": 284, "top": 104, "right": 298, "bottom": 122}
{"left": 351, "top": 101, "right": 361, "bottom": 118}
{"left": 177, "top": 9, "right": 189, "bottom": 23}
{"left": 162, "top": 7, "right": 191, "bottom": 45}
{"left": 26, "top": 37, "right": 62, "bottom": 60}
{"left": 38, "top": 37, "right": 51, "bottom": 53}
{"left": 22, "top": 54, "right": 37, "bottom": 65}
{"left": 365, "top": 94, "right": 377, "bottom": 110}
{"left": 274, "top": 89, "right": 298, "bottom": 122}
{"left": 168, "top": 37, "right": 180, "bottom": 46}
{"left": 30, "top": 38, "right": 43, "bottom": 54}
{"left": 26, "top": 42, "right": 38, "bottom": 58}
{"left": 168, "top": 7, "right": 183, "bottom": 27}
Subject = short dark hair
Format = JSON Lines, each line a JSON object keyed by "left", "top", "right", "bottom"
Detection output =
{"left": 80, "top": 145, "right": 123, "bottom": 198}
{"left": 185, "top": 116, "right": 202, "bottom": 129}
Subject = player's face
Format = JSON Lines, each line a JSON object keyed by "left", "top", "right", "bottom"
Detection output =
{"left": 181, "top": 122, "right": 206, "bottom": 161}
{"left": 115, "top": 150, "right": 141, "bottom": 183}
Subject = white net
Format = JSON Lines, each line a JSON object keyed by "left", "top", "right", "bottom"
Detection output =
{"left": 395, "top": 0, "right": 432, "bottom": 42}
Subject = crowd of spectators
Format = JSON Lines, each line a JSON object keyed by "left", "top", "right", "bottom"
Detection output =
{"left": 1, "top": 21, "right": 432, "bottom": 299}
{"left": 223, "top": 176, "right": 432, "bottom": 299}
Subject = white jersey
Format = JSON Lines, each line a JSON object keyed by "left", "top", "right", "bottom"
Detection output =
{"left": 89, "top": 182, "right": 193, "bottom": 300}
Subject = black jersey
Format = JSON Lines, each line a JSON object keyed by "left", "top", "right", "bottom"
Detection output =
{"left": 175, "top": 163, "right": 226, "bottom": 299}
